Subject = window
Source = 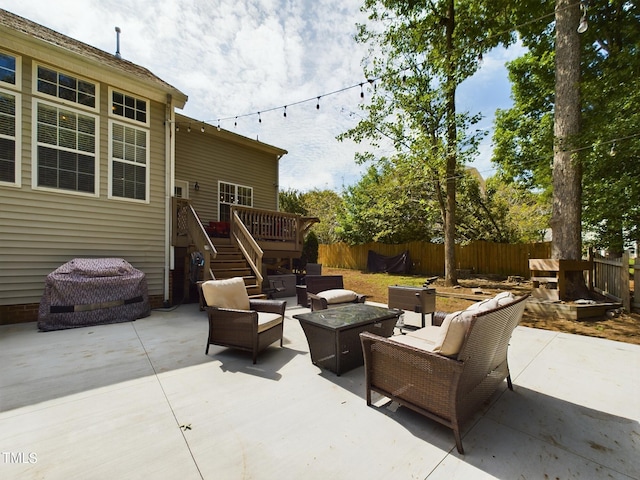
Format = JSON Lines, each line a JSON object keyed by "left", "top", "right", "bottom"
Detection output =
{"left": 0, "top": 89, "right": 18, "bottom": 184}
{"left": 111, "top": 90, "right": 147, "bottom": 124}
{"left": 35, "top": 101, "right": 96, "bottom": 193}
{"left": 0, "top": 52, "right": 17, "bottom": 86}
{"left": 219, "top": 181, "right": 253, "bottom": 222}
{"left": 110, "top": 121, "right": 148, "bottom": 201}
{"left": 36, "top": 65, "right": 96, "bottom": 109}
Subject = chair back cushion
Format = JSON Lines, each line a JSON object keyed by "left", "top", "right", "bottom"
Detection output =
{"left": 202, "top": 277, "right": 250, "bottom": 310}
{"left": 433, "top": 292, "right": 517, "bottom": 356}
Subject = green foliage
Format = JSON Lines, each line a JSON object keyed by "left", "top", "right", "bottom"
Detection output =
{"left": 279, "top": 188, "right": 345, "bottom": 244}
{"left": 303, "top": 231, "right": 319, "bottom": 264}
{"left": 278, "top": 188, "right": 307, "bottom": 215}
{"left": 491, "top": 0, "right": 640, "bottom": 253}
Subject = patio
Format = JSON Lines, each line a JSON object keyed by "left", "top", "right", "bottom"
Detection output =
{"left": 1, "top": 298, "right": 638, "bottom": 479}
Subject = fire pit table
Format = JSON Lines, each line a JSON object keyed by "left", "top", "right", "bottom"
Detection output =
{"left": 293, "top": 304, "right": 401, "bottom": 375}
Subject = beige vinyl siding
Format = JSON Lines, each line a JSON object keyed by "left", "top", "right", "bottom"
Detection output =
{"left": 175, "top": 128, "right": 280, "bottom": 224}
{"left": 0, "top": 54, "right": 168, "bottom": 306}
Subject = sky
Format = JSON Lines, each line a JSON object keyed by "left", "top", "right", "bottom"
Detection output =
{"left": 1, "top": 0, "right": 525, "bottom": 191}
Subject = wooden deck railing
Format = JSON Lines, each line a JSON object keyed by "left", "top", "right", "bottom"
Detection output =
{"left": 231, "top": 206, "right": 318, "bottom": 254}
{"left": 230, "top": 209, "right": 264, "bottom": 286}
{"left": 172, "top": 198, "right": 217, "bottom": 280}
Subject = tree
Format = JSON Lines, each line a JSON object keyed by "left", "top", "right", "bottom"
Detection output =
{"left": 279, "top": 188, "right": 307, "bottom": 216}
{"left": 279, "top": 188, "right": 344, "bottom": 245}
{"left": 340, "top": 0, "right": 515, "bottom": 285}
{"left": 552, "top": 0, "right": 588, "bottom": 298}
{"left": 492, "top": 1, "right": 640, "bottom": 262}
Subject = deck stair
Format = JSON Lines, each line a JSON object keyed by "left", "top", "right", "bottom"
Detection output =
{"left": 210, "top": 238, "right": 263, "bottom": 297}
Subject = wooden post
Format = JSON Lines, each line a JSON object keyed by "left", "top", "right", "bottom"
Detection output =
{"left": 621, "top": 251, "right": 630, "bottom": 312}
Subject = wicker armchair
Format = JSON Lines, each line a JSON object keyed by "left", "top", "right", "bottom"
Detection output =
{"left": 202, "top": 277, "right": 286, "bottom": 364}
{"left": 360, "top": 294, "right": 528, "bottom": 454}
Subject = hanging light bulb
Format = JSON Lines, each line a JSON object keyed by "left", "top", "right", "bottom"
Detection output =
{"left": 577, "top": 1, "right": 588, "bottom": 33}
{"left": 316, "top": 97, "right": 320, "bottom": 110}
{"left": 187, "top": 124, "right": 191, "bottom": 133}
{"left": 234, "top": 117, "right": 238, "bottom": 128}
{"left": 609, "top": 142, "right": 616, "bottom": 156}
{"left": 217, "top": 120, "right": 221, "bottom": 131}
{"left": 283, "top": 106, "right": 287, "bottom": 118}
{"left": 258, "top": 112, "right": 262, "bottom": 123}
{"left": 176, "top": 124, "right": 179, "bottom": 132}
{"left": 200, "top": 123, "right": 205, "bottom": 133}
{"left": 360, "top": 83, "right": 364, "bottom": 99}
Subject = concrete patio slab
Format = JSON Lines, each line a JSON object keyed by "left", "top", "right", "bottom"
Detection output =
{"left": 1, "top": 299, "right": 638, "bottom": 479}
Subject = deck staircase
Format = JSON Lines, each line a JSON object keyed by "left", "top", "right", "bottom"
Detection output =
{"left": 209, "top": 238, "right": 263, "bottom": 297}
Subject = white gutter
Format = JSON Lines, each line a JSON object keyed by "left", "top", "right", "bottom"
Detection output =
{"left": 164, "top": 95, "right": 175, "bottom": 305}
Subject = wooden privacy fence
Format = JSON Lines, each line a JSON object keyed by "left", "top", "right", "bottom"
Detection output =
{"left": 591, "top": 251, "right": 634, "bottom": 313}
{"left": 319, "top": 241, "right": 552, "bottom": 278}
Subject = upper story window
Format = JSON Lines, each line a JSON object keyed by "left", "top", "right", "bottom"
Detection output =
{"left": 0, "top": 89, "right": 19, "bottom": 185}
{"left": 0, "top": 52, "right": 17, "bottom": 86}
{"left": 109, "top": 120, "right": 149, "bottom": 202}
{"left": 34, "top": 100, "right": 98, "bottom": 194}
{"left": 110, "top": 89, "right": 148, "bottom": 125}
{"left": 36, "top": 65, "right": 97, "bottom": 109}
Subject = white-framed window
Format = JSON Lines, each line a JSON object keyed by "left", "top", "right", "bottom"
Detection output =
{"left": 109, "top": 88, "right": 149, "bottom": 126}
{"left": 0, "top": 50, "right": 21, "bottom": 90}
{"left": 34, "top": 63, "right": 98, "bottom": 111}
{"left": 219, "top": 181, "right": 253, "bottom": 222}
{"left": 174, "top": 179, "right": 189, "bottom": 199}
{"left": 0, "top": 88, "right": 20, "bottom": 185}
{"left": 109, "top": 120, "right": 149, "bottom": 202}
{"left": 33, "top": 99, "right": 98, "bottom": 195}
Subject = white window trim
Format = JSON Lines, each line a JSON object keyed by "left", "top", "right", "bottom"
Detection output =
{"left": 0, "top": 49, "right": 21, "bottom": 91}
{"left": 174, "top": 179, "right": 189, "bottom": 199}
{"left": 108, "top": 87, "right": 150, "bottom": 127}
{"left": 32, "top": 62, "right": 99, "bottom": 113}
{"left": 31, "top": 98, "right": 100, "bottom": 197}
{"left": 0, "top": 87, "right": 21, "bottom": 187}
{"left": 218, "top": 181, "right": 253, "bottom": 220}
{"left": 108, "top": 119, "right": 150, "bottom": 204}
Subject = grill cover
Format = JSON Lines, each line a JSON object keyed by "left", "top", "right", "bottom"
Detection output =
{"left": 38, "top": 258, "right": 150, "bottom": 331}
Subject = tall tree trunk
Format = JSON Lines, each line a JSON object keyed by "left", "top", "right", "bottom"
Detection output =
{"left": 552, "top": 0, "right": 589, "bottom": 299}
{"left": 443, "top": 0, "right": 458, "bottom": 286}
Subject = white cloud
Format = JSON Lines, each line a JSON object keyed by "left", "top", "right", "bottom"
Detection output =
{"left": 1, "top": 0, "right": 519, "bottom": 190}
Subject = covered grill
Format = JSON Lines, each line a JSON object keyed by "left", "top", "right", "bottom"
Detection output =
{"left": 38, "top": 258, "right": 150, "bottom": 331}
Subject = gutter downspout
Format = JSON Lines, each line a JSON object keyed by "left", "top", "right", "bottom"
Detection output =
{"left": 164, "top": 94, "right": 175, "bottom": 306}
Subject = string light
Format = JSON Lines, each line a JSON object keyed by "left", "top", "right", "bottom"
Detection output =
{"left": 578, "top": 1, "right": 589, "bottom": 33}
{"left": 206, "top": 2, "right": 593, "bottom": 130}
{"left": 258, "top": 111, "right": 262, "bottom": 123}
{"left": 187, "top": 123, "right": 191, "bottom": 133}
{"left": 200, "top": 122, "right": 205, "bottom": 133}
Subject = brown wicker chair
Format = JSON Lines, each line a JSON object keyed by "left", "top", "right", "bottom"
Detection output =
{"left": 202, "top": 277, "right": 286, "bottom": 364}
{"left": 360, "top": 294, "right": 528, "bottom": 454}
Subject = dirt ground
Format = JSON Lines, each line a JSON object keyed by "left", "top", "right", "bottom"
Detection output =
{"left": 326, "top": 267, "right": 640, "bottom": 346}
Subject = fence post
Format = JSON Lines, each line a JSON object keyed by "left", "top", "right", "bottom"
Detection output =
{"left": 621, "top": 251, "right": 630, "bottom": 312}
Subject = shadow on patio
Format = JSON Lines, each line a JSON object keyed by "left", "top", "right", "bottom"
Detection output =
{"left": 1, "top": 300, "right": 638, "bottom": 479}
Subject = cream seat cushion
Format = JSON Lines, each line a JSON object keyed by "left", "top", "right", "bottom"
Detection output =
{"left": 318, "top": 288, "right": 358, "bottom": 304}
{"left": 257, "top": 312, "right": 284, "bottom": 333}
{"left": 393, "top": 325, "right": 441, "bottom": 351}
{"left": 202, "top": 277, "right": 250, "bottom": 310}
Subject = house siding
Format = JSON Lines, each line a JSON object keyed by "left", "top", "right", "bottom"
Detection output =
{"left": 175, "top": 127, "right": 281, "bottom": 224}
{"left": 0, "top": 52, "right": 168, "bottom": 310}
